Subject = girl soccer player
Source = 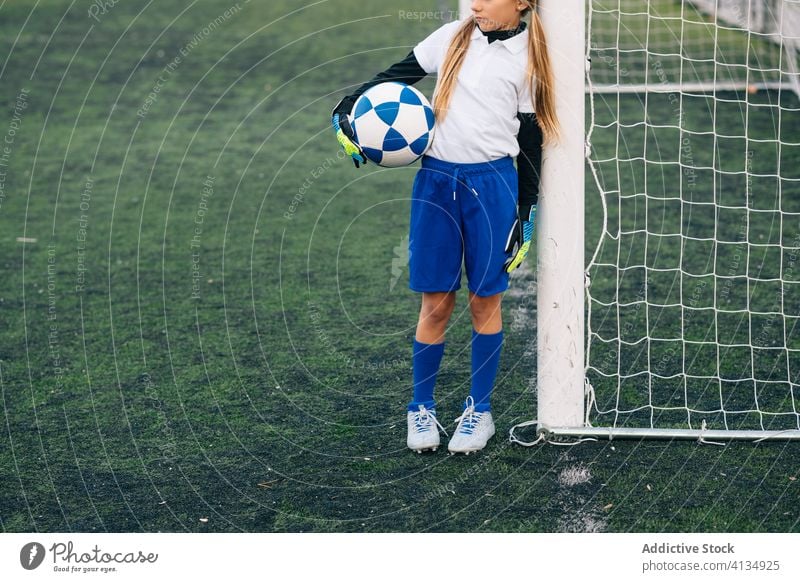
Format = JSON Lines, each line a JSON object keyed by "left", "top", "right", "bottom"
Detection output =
{"left": 332, "top": 0, "right": 558, "bottom": 454}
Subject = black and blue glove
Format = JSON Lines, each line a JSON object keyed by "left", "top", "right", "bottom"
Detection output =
{"left": 331, "top": 98, "right": 366, "bottom": 168}
{"left": 504, "top": 204, "right": 536, "bottom": 273}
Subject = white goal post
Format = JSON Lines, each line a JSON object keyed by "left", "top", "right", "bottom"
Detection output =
{"left": 456, "top": 1, "right": 800, "bottom": 443}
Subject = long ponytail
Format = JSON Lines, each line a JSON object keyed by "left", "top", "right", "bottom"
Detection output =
{"left": 526, "top": 4, "right": 559, "bottom": 143}
{"left": 431, "top": 17, "right": 474, "bottom": 124}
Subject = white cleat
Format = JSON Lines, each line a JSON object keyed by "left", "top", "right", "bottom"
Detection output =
{"left": 407, "top": 405, "right": 449, "bottom": 453}
{"left": 447, "top": 396, "right": 495, "bottom": 454}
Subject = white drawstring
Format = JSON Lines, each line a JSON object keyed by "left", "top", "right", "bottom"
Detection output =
{"left": 449, "top": 168, "right": 481, "bottom": 201}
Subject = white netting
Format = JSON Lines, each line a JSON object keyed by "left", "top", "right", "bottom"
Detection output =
{"left": 584, "top": 0, "right": 800, "bottom": 433}
{"left": 589, "top": 0, "right": 800, "bottom": 93}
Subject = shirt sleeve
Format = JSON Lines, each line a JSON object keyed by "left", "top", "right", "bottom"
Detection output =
{"left": 517, "top": 73, "right": 536, "bottom": 114}
{"left": 332, "top": 50, "right": 428, "bottom": 117}
{"left": 412, "top": 19, "right": 462, "bottom": 75}
{"left": 517, "top": 112, "right": 543, "bottom": 207}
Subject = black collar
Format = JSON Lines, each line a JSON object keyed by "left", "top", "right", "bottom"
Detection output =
{"left": 480, "top": 19, "right": 527, "bottom": 44}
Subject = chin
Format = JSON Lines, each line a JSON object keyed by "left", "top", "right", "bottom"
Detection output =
{"left": 474, "top": 18, "right": 495, "bottom": 31}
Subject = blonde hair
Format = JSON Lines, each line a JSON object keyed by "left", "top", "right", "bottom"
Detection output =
{"left": 432, "top": 1, "right": 559, "bottom": 143}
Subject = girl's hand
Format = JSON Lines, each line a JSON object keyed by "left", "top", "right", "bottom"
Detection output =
{"left": 332, "top": 113, "right": 367, "bottom": 168}
{"left": 504, "top": 204, "right": 536, "bottom": 273}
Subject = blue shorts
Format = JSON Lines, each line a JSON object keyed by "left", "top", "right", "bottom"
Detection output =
{"left": 408, "top": 155, "right": 518, "bottom": 297}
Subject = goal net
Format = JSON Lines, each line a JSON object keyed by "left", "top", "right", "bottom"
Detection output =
{"left": 589, "top": 0, "right": 800, "bottom": 95}
{"left": 507, "top": 0, "right": 800, "bottom": 444}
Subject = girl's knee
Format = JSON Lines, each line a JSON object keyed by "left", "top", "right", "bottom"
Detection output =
{"left": 469, "top": 292, "right": 502, "bottom": 321}
{"left": 469, "top": 291, "right": 502, "bottom": 309}
{"left": 420, "top": 292, "right": 456, "bottom": 323}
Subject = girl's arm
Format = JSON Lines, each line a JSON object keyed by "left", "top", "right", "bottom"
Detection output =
{"left": 503, "top": 112, "right": 543, "bottom": 272}
{"left": 332, "top": 50, "right": 428, "bottom": 117}
{"left": 516, "top": 111, "right": 543, "bottom": 218}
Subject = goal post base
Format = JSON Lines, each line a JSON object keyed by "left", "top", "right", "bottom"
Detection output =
{"left": 509, "top": 422, "right": 800, "bottom": 445}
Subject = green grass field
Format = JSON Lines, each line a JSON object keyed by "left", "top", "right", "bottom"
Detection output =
{"left": 0, "top": 0, "right": 797, "bottom": 533}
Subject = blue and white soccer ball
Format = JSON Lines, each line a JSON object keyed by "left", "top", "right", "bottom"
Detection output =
{"left": 349, "top": 82, "right": 436, "bottom": 168}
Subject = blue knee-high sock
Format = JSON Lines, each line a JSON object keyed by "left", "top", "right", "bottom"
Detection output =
{"left": 408, "top": 338, "right": 445, "bottom": 412}
{"left": 469, "top": 328, "right": 504, "bottom": 412}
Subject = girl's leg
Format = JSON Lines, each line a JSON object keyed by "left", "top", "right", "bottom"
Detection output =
{"left": 408, "top": 291, "right": 456, "bottom": 411}
{"left": 467, "top": 291, "right": 504, "bottom": 412}
{"left": 416, "top": 291, "right": 457, "bottom": 343}
{"left": 468, "top": 290, "right": 503, "bottom": 334}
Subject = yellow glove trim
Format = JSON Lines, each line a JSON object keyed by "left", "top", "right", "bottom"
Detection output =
{"left": 505, "top": 240, "right": 531, "bottom": 273}
{"left": 336, "top": 129, "right": 363, "bottom": 160}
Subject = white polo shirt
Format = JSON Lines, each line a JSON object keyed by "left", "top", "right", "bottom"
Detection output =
{"left": 413, "top": 17, "right": 535, "bottom": 164}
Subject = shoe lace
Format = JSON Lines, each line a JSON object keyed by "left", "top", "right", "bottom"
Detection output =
{"left": 412, "top": 405, "right": 449, "bottom": 437}
{"left": 453, "top": 396, "right": 483, "bottom": 435}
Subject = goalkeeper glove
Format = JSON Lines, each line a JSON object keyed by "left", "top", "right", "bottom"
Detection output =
{"left": 503, "top": 204, "right": 536, "bottom": 273}
{"left": 331, "top": 100, "right": 366, "bottom": 168}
